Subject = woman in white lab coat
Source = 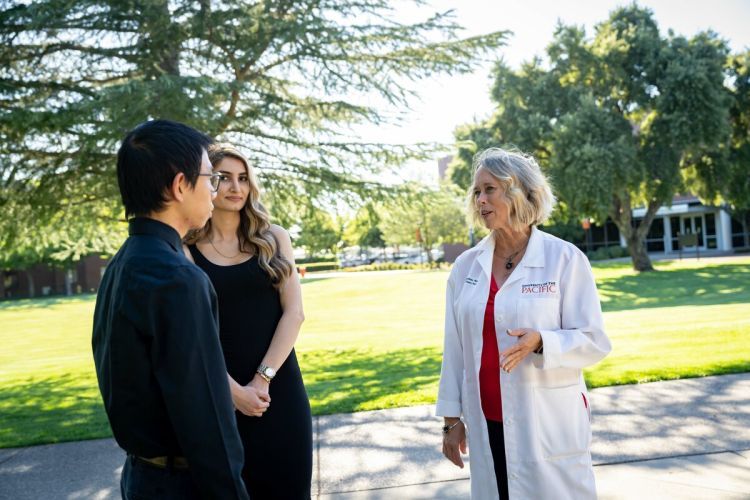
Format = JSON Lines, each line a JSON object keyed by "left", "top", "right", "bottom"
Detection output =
{"left": 436, "top": 148, "right": 612, "bottom": 499}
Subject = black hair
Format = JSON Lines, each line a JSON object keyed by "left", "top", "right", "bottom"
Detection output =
{"left": 116, "top": 119, "right": 213, "bottom": 218}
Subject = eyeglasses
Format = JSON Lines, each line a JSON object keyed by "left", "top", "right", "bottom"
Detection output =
{"left": 197, "top": 173, "right": 222, "bottom": 192}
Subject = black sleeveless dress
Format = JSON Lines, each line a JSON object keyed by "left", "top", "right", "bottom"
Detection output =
{"left": 188, "top": 245, "right": 313, "bottom": 499}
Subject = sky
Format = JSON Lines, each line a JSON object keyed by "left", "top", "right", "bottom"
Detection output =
{"left": 362, "top": 0, "right": 750, "bottom": 184}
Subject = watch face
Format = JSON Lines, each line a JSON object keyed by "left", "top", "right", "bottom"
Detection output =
{"left": 263, "top": 367, "right": 276, "bottom": 378}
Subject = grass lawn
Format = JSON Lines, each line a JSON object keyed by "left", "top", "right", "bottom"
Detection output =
{"left": 1, "top": 257, "right": 749, "bottom": 448}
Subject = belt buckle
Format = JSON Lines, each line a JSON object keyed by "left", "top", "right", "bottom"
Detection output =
{"left": 133, "top": 455, "right": 189, "bottom": 470}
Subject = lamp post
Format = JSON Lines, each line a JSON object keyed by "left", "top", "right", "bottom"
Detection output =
{"left": 581, "top": 218, "right": 592, "bottom": 254}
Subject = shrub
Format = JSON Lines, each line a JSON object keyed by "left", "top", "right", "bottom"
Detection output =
{"left": 298, "top": 262, "right": 341, "bottom": 272}
{"left": 587, "top": 245, "right": 629, "bottom": 261}
{"left": 607, "top": 246, "right": 629, "bottom": 259}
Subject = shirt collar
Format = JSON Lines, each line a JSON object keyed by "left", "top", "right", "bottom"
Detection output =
{"left": 128, "top": 217, "right": 183, "bottom": 252}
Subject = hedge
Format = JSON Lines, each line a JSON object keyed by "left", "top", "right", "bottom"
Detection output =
{"left": 297, "top": 262, "right": 340, "bottom": 272}
{"left": 342, "top": 262, "right": 448, "bottom": 272}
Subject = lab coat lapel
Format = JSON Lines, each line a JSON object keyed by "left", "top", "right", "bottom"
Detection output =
{"left": 475, "top": 234, "right": 494, "bottom": 280}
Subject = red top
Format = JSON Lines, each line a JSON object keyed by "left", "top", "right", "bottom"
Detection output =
{"left": 479, "top": 274, "right": 502, "bottom": 422}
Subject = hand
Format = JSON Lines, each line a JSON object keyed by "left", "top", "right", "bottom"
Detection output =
{"left": 248, "top": 373, "right": 271, "bottom": 397}
{"left": 441, "top": 419, "right": 467, "bottom": 469}
{"left": 232, "top": 381, "right": 270, "bottom": 417}
{"left": 500, "top": 328, "right": 542, "bottom": 373}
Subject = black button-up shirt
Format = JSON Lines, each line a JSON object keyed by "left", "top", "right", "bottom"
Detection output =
{"left": 92, "top": 217, "right": 248, "bottom": 499}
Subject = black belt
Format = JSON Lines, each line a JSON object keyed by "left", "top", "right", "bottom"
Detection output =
{"left": 130, "top": 454, "right": 189, "bottom": 470}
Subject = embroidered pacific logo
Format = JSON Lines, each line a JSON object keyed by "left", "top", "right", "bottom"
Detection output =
{"left": 464, "top": 277, "right": 479, "bottom": 286}
{"left": 521, "top": 281, "right": 558, "bottom": 294}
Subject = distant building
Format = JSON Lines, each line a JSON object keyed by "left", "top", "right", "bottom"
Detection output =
{"left": 585, "top": 195, "right": 748, "bottom": 255}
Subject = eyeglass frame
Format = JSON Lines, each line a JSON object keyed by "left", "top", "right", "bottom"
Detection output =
{"left": 196, "top": 172, "right": 222, "bottom": 192}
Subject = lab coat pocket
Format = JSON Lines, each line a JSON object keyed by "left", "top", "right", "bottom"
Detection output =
{"left": 534, "top": 384, "right": 591, "bottom": 460}
{"left": 517, "top": 297, "right": 559, "bottom": 330}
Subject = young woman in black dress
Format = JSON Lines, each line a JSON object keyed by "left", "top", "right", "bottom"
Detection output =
{"left": 184, "top": 143, "right": 312, "bottom": 499}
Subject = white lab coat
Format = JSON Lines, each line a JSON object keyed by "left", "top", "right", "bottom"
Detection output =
{"left": 436, "top": 227, "right": 612, "bottom": 500}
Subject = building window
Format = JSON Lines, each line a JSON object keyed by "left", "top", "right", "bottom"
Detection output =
{"left": 705, "top": 213, "right": 717, "bottom": 249}
{"left": 645, "top": 218, "right": 665, "bottom": 252}
{"left": 606, "top": 220, "right": 620, "bottom": 243}
{"left": 576, "top": 218, "right": 622, "bottom": 251}
{"left": 670, "top": 216, "right": 680, "bottom": 251}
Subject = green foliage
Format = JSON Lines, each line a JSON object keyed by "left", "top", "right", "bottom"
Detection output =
{"left": 0, "top": 0, "right": 509, "bottom": 265}
{"left": 447, "top": 125, "right": 496, "bottom": 190}
{"left": 539, "top": 216, "right": 585, "bottom": 244}
{"left": 0, "top": 193, "right": 126, "bottom": 269}
{"left": 295, "top": 206, "right": 342, "bottom": 257}
{"left": 343, "top": 203, "right": 385, "bottom": 250}
{"left": 725, "top": 51, "right": 750, "bottom": 210}
{"left": 378, "top": 182, "right": 468, "bottom": 260}
{"left": 452, "top": 5, "right": 736, "bottom": 271}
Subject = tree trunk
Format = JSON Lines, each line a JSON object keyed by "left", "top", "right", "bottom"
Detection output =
{"left": 422, "top": 239, "right": 434, "bottom": 264}
{"left": 610, "top": 193, "right": 659, "bottom": 272}
{"left": 625, "top": 234, "right": 654, "bottom": 271}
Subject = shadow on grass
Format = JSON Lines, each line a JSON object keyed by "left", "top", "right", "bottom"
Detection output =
{"left": 299, "top": 346, "right": 442, "bottom": 416}
{"left": 597, "top": 264, "right": 750, "bottom": 312}
{"left": 0, "top": 372, "right": 111, "bottom": 449}
{"left": 0, "top": 294, "right": 97, "bottom": 311}
{"left": 5, "top": 346, "right": 749, "bottom": 449}
{"left": 1, "top": 346, "right": 441, "bottom": 447}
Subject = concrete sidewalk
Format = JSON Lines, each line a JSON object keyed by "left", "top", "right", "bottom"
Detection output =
{"left": 1, "top": 374, "right": 749, "bottom": 499}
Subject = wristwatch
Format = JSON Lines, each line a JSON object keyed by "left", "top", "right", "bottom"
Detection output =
{"left": 256, "top": 364, "right": 276, "bottom": 383}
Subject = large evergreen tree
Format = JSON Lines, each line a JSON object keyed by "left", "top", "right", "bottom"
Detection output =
{"left": 0, "top": 0, "right": 507, "bottom": 265}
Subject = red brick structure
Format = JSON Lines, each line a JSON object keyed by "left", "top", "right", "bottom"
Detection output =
{"left": 1, "top": 254, "right": 109, "bottom": 299}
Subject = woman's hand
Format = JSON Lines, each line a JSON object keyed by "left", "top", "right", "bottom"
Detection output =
{"left": 500, "top": 328, "right": 542, "bottom": 373}
{"left": 441, "top": 418, "right": 467, "bottom": 468}
{"left": 232, "top": 380, "right": 271, "bottom": 417}
{"left": 248, "top": 373, "right": 271, "bottom": 401}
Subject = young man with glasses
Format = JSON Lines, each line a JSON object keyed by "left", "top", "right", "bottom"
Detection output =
{"left": 92, "top": 119, "right": 249, "bottom": 499}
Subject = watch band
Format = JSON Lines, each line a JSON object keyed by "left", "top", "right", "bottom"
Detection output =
{"left": 256, "top": 364, "right": 275, "bottom": 383}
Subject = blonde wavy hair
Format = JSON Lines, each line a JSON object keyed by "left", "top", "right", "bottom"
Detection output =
{"left": 469, "top": 147, "right": 556, "bottom": 231}
{"left": 185, "top": 143, "right": 294, "bottom": 289}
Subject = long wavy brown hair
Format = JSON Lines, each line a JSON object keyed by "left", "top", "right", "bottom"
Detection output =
{"left": 185, "top": 143, "right": 294, "bottom": 289}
